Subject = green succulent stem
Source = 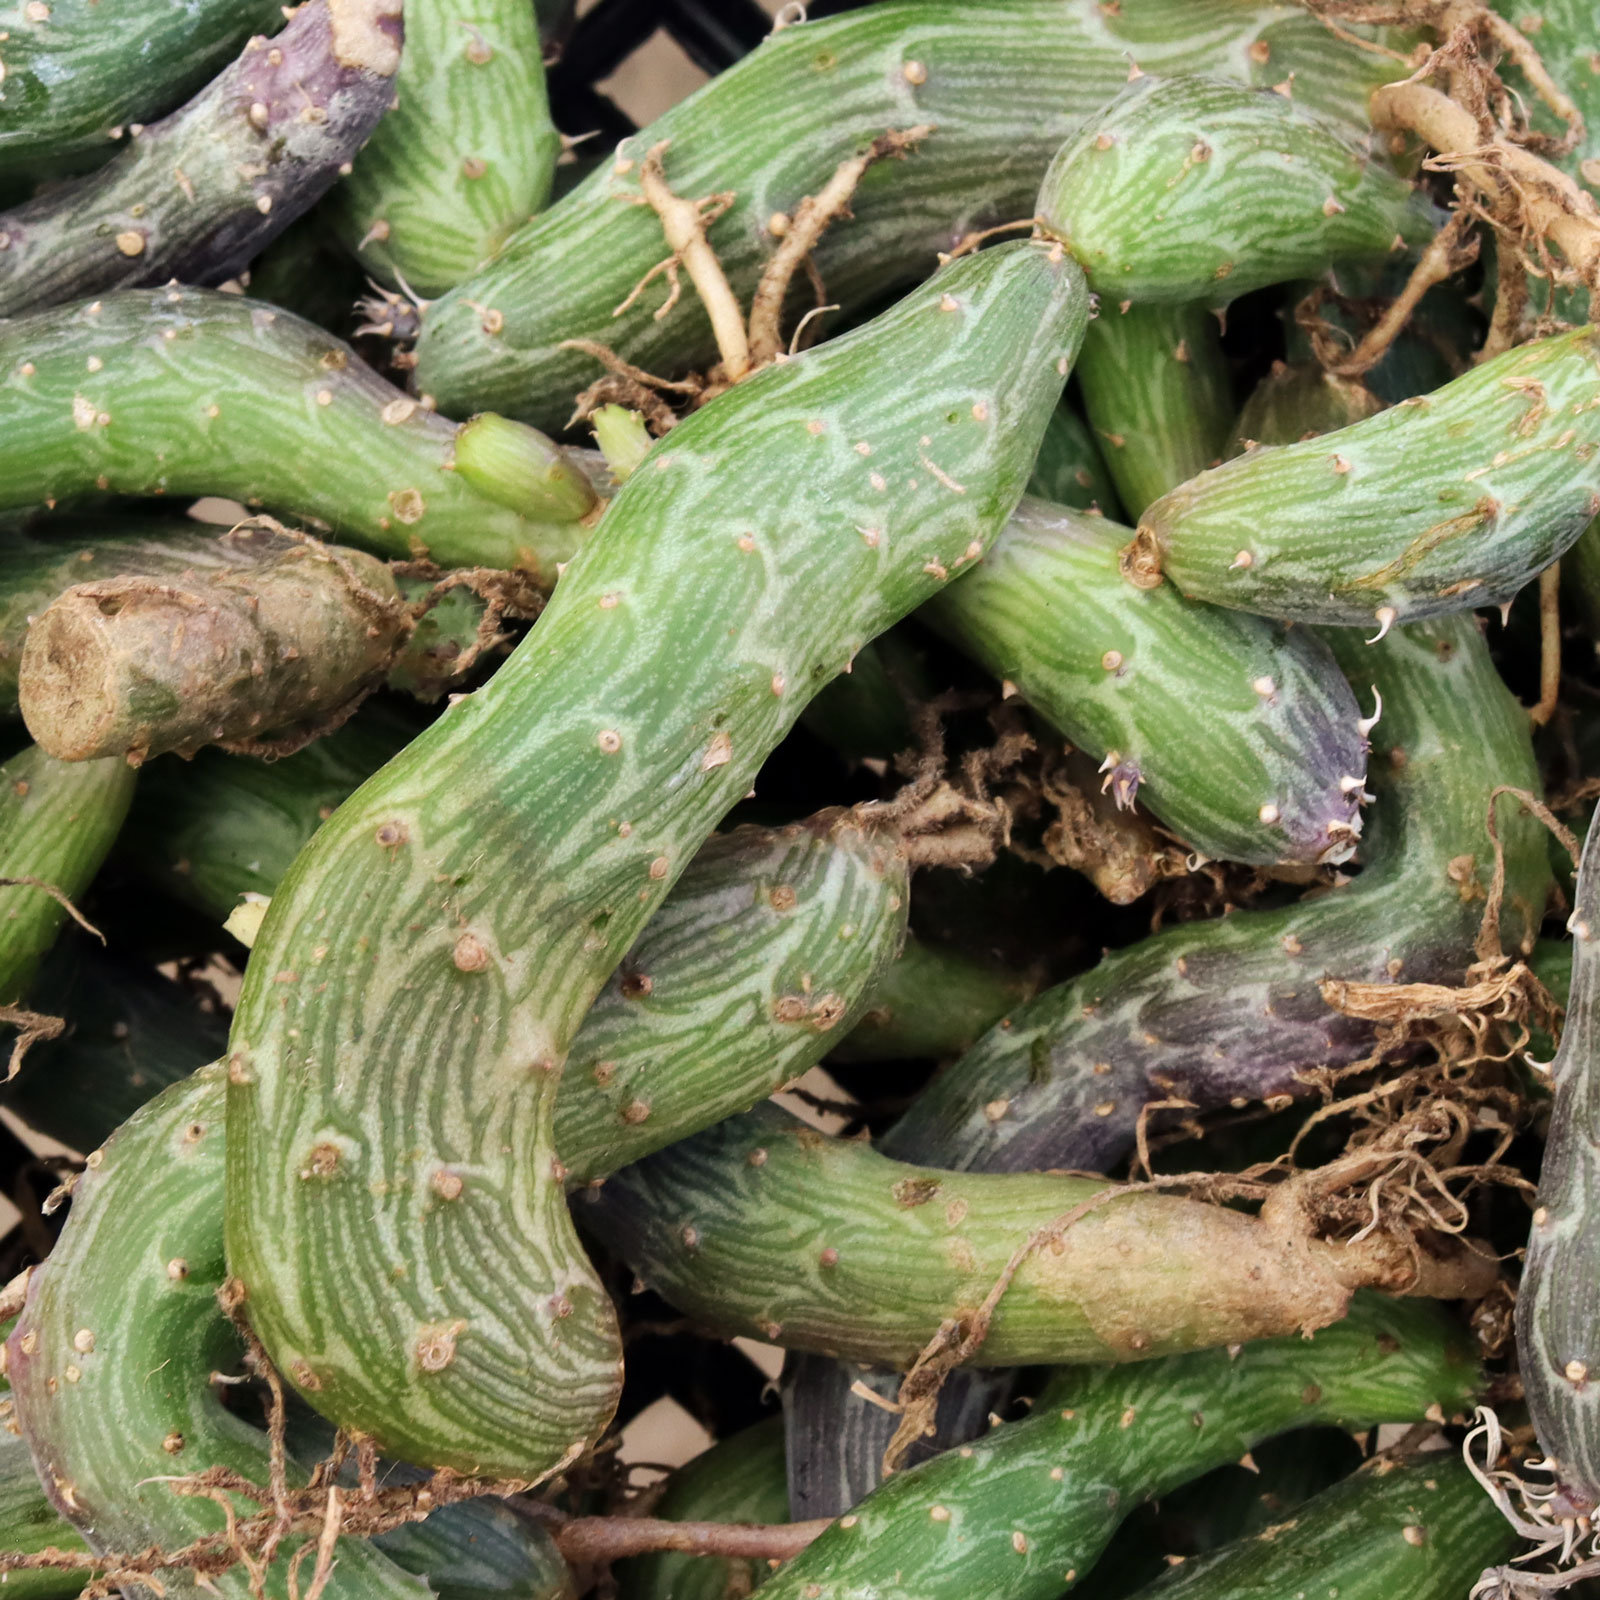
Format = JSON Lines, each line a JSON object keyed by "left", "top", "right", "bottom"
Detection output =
{"left": 1073, "top": 303, "right": 1231, "bottom": 518}
{"left": 0, "top": 742, "right": 136, "bottom": 1011}
{"left": 1132, "top": 326, "right": 1600, "bottom": 628}
{"left": 414, "top": 0, "right": 1408, "bottom": 428}
{"left": 223, "top": 242, "right": 1086, "bottom": 1478}
{"left": 1037, "top": 74, "right": 1436, "bottom": 307}
{"left": 754, "top": 1295, "right": 1480, "bottom": 1600}
{"left": 829, "top": 936, "right": 1033, "bottom": 1065}
{"left": 0, "top": 290, "right": 588, "bottom": 576}
{"left": 886, "top": 615, "right": 1548, "bottom": 1173}
{"left": 1126, "top": 1455, "right": 1515, "bottom": 1600}
{"left": 582, "top": 1104, "right": 1495, "bottom": 1369}
{"left": 922, "top": 496, "right": 1367, "bottom": 865}
{"left": 614, "top": 1418, "right": 789, "bottom": 1600}
{"left": 1518, "top": 811, "right": 1600, "bottom": 1513}
{"left": 330, "top": 0, "right": 560, "bottom": 297}
{"left": 5, "top": 1067, "right": 570, "bottom": 1600}
{"left": 0, "top": 0, "right": 402, "bottom": 316}
{"left": 0, "top": 0, "right": 282, "bottom": 186}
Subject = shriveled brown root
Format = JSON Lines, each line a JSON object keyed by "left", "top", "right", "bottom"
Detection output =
{"left": 746, "top": 124, "right": 934, "bottom": 367}
{"left": 1296, "top": 4, "right": 1591, "bottom": 369}
{"left": 393, "top": 561, "right": 545, "bottom": 686}
{"left": 1032, "top": 747, "right": 1191, "bottom": 905}
{"left": 0, "top": 1006, "right": 63, "bottom": 1085}
{"left": 1309, "top": 3, "right": 1584, "bottom": 138}
{"left": 942, "top": 216, "right": 1045, "bottom": 265}
{"left": 621, "top": 141, "right": 748, "bottom": 381}
{"left": 577, "top": 127, "right": 937, "bottom": 422}
{"left": 858, "top": 695, "right": 1041, "bottom": 872}
{"left": 560, "top": 337, "right": 701, "bottom": 432}
{"left": 1528, "top": 563, "right": 1564, "bottom": 727}
{"left": 1307, "top": 207, "right": 1480, "bottom": 377}
{"left": 1371, "top": 49, "right": 1600, "bottom": 292}
{"left": 567, "top": 371, "right": 683, "bottom": 436}
{"left": 552, "top": 1514, "right": 828, "bottom": 1567}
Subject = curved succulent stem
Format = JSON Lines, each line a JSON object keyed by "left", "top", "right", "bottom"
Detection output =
{"left": 0, "top": 291, "right": 590, "bottom": 576}
{"left": 0, "top": 1, "right": 402, "bottom": 317}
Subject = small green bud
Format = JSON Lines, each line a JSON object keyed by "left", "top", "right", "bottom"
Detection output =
{"left": 453, "top": 412, "right": 597, "bottom": 522}
{"left": 590, "top": 405, "right": 654, "bottom": 483}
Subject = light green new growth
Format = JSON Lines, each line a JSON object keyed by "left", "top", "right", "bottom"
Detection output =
{"left": 591, "top": 407, "right": 655, "bottom": 485}
{"left": 332, "top": 0, "right": 560, "bottom": 297}
{"left": 454, "top": 412, "right": 599, "bottom": 521}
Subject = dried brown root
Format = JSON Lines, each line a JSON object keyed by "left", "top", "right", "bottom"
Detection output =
{"left": 1530, "top": 563, "right": 1562, "bottom": 727}
{"left": 623, "top": 140, "right": 749, "bottom": 382}
{"left": 566, "top": 371, "right": 683, "bottom": 436}
{"left": 0, "top": 1004, "right": 64, "bottom": 1080}
{"left": 585, "top": 127, "right": 935, "bottom": 422}
{"left": 560, "top": 338, "right": 700, "bottom": 432}
{"left": 1032, "top": 747, "right": 1190, "bottom": 905}
{"left": 1372, "top": 72, "right": 1600, "bottom": 291}
{"left": 552, "top": 1514, "right": 829, "bottom": 1567}
{"left": 0, "top": 872, "right": 95, "bottom": 1079}
{"left": 858, "top": 695, "right": 1038, "bottom": 871}
{"left": 1299, "top": 3, "right": 1590, "bottom": 366}
{"left": 1475, "top": 784, "right": 1571, "bottom": 964}
{"left": 1312, "top": 207, "right": 1480, "bottom": 377}
{"left": 746, "top": 124, "right": 934, "bottom": 367}
{"left": 392, "top": 561, "right": 545, "bottom": 685}
{"left": 941, "top": 216, "right": 1044, "bottom": 265}
{"left": 1308, "top": 3, "right": 1585, "bottom": 143}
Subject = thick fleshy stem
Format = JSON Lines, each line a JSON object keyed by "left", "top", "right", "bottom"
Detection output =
{"left": 0, "top": 0, "right": 403, "bottom": 317}
{"left": 17, "top": 524, "right": 411, "bottom": 765}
